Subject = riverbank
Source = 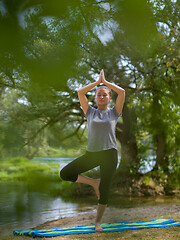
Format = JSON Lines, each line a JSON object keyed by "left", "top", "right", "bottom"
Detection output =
{"left": 0, "top": 157, "right": 180, "bottom": 239}
{"left": 0, "top": 157, "right": 59, "bottom": 182}
{"left": 1, "top": 204, "right": 180, "bottom": 240}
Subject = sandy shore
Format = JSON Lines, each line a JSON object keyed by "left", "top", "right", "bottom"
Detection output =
{"left": 1, "top": 204, "right": 179, "bottom": 240}
{"left": 35, "top": 204, "right": 180, "bottom": 230}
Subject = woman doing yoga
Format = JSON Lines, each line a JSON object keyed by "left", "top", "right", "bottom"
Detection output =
{"left": 60, "top": 69, "right": 125, "bottom": 231}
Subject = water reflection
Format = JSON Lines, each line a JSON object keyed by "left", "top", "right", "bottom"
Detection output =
{"left": 0, "top": 157, "right": 179, "bottom": 236}
{"left": 109, "top": 194, "right": 180, "bottom": 208}
{"left": 33, "top": 157, "right": 73, "bottom": 169}
{"left": 0, "top": 182, "right": 95, "bottom": 236}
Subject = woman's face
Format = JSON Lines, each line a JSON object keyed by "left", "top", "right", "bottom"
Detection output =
{"left": 95, "top": 88, "right": 111, "bottom": 106}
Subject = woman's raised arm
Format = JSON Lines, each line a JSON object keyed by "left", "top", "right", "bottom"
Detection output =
{"left": 101, "top": 69, "right": 125, "bottom": 115}
{"left": 78, "top": 71, "right": 103, "bottom": 115}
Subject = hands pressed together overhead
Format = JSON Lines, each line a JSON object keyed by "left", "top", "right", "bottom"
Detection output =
{"left": 78, "top": 68, "right": 125, "bottom": 116}
{"left": 97, "top": 69, "right": 106, "bottom": 84}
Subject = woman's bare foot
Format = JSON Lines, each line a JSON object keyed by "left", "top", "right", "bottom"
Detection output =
{"left": 92, "top": 179, "right": 100, "bottom": 200}
{"left": 95, "top": 223, "right": 103, "bottom": 231}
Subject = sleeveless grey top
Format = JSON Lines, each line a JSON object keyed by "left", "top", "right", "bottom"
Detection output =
{"left": 85, "top": 105, "right": 121, "bottom": 152}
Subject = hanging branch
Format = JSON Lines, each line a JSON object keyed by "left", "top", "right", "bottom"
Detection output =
{"left": 59, "top": 119, "right": 85, "bottom": 142}
{"left": 79, "top": 6, "right": 104, "bottom": 46}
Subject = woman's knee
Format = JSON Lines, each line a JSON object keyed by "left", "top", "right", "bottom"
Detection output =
{"left": 60, "top": 167, "right": 77, "bottom": 182}
{"left": 60, "top": 168, "right": 69, "bottom": 181}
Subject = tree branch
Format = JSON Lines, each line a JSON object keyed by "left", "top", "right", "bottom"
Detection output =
{"left": 79, "top": 6, "right": 104, "bottom": 46}
{"left": 59, "top": 119, "right": 85, "bottom": 142}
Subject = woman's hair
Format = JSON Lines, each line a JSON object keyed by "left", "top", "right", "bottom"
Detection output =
{"left": 95, "top": 86, "right": 112, "bottom": 97}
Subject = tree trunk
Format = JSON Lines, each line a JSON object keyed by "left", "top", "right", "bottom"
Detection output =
{"left": 116, "top": 103, "right": 139, "bottom": 177}
{"left": 151, "top": 94, "right": 168, "bottom": 173}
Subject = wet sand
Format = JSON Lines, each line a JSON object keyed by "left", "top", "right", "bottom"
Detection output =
{"left": 35, "top": 204, "right": 180, "bottom": 230}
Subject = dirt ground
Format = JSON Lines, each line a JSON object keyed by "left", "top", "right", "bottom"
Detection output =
{"left": 35, "top": 204, "right": 180, "bottom": 230}
{"left": 1, "top": 204, "right": 180, "bottom": 240}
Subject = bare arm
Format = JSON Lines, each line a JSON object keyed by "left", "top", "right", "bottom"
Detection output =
{"left": 101, "top": 70, "right": 125, "bottom": 115}
{"left": 78, "top": 71, "right": 102, "bottom": 115}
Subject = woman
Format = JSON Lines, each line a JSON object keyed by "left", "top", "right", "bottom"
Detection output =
{"left": 60, "top": 69, "right": 125, "bottom": 231}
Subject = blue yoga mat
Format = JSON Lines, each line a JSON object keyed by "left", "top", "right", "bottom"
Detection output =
{"left": 13, "top": 219, "right": 180, "bottom": 237}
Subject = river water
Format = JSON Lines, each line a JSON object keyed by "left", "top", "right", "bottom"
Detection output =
{"left": 0, "top": 157, "right": 179, "bottom": 236}
{"left": 0, "top": 157, "right": 95, "bottom": 236}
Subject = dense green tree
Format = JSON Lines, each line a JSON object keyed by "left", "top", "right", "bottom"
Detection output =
{"left": 0, "top": 0, "right": 179, "bottom": 184}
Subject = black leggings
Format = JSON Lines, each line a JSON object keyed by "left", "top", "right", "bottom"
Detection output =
{"left": 60, "top": 148, "right": 118, "bottom": 205}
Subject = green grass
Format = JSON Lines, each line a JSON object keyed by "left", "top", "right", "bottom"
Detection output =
{"left": 36, "top": 146, "right": 87, "bottom": 158}
{"left": 0, "top": 156, "right": 85, "bottom": 199}
{"left": 0, "top": 157, "right": 60, "bottom": 183}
